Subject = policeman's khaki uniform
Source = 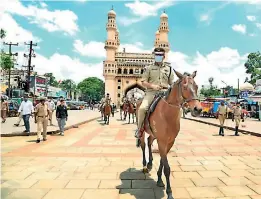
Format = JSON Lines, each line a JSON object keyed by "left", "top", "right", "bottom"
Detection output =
{"left": 137, "top": 63, "right": 174, "bottom": 130}
{"left": 217, "top": 105, "right": 227, "bottom": 127}
{"left": 35, "top": 103, "right": 49, "bottom": 140}
{"left": 233, "top": 106, "right": 242, "bottom": 127}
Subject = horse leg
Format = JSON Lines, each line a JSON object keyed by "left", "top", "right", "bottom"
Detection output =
{"left": 132, "top": 113, "right": 134, "bottom": 123}
{"left": 107, "top": 115, "right": 110, "bottom": 125}
{"left": 147, "top": 136, "right": 153, "bottom": 170}
{"left": 157, "top": 158, "right": 165, "bottom": 187}
{"left": 162, "top": 156, "right": 173, "bottom": 199}
{"left": 140, "top": 138, "right": 148, "bottom": 173}
{"left": 128, "top": 113, "right": 130, "bottom": 124}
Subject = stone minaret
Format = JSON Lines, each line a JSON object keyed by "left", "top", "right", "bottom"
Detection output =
{"left": 158, "top": 10, "right": 170, "bottom": 61}
{"left": 104, "top": 7, "right": 118, "bottom": 103}
{"left": 154, "top": 29, "right": 160, "bottom": 48}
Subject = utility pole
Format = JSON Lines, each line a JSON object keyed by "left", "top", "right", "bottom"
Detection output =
{"left": 237, "top": 78, "right": 240, "bottom": 99}
{"left": 23, "top": 41, "right": 37, "bottom": 95}
{"left": 3, "top": 42, "right": 18, "bottom": 98}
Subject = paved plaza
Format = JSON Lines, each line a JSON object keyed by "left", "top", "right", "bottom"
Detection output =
{"left": 1, "top": 110, "right": 100, "bottom": 136}
{"left": 1, "top": 112, "right": 261, "bottom": 199}
{"left": 185, "top": 115, "right": 261, "bottom": 136}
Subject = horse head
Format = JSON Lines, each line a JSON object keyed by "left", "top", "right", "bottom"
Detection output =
{"left": 173, "top": 70, "right": 202, "bottom": 117}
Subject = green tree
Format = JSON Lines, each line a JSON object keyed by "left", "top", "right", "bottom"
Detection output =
{"left": 0, "top": 52, "right": 13, "bottom": 70}
{"left": 60, "top": 79, "right": 76, "bottom": 99}
{"left": 44, "top": 73, "right": 59, "bottom": 87}
{"left": 0, "top": 28, "right": 6, "bottom": 39}
{"left": 244, "top": 52, "right": 261, "bottom": 84}
{"left": 200, "top": 77, "right": 222, "bottom": 97}
{"left": 77, "top": 77, "right": 105, "bottom": 101}
{"left": 0, "top": 29, "right": 13, "bottom": 71}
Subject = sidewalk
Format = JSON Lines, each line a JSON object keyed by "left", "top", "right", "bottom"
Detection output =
{"left": 0, "top": 110, "right": 101, "bottom": 137}
{"left": 184, "top": 114, "right": 261, "bottom": 136}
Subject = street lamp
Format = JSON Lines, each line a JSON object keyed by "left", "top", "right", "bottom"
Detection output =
{"left": 221, "top": 80, "right": 227, "bottom": 98}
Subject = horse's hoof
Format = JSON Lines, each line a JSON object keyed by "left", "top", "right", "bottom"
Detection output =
{"left": 147, "top": 163, "right": 153, "bottom": 170}
{"left": 157, "top": 180, "right": 165, "bottom": 187}
{"left": 167, "top": 193, "right": 174, "bottom": 199}
{"left": 142, "top": 167, "right": 149, "bottom": 173}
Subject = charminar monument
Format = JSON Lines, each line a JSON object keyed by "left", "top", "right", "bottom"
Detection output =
{"left": 103, "top": 7, "right": 170, "bottom": 106}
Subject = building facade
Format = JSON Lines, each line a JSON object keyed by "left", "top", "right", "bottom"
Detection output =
{"left": 103, "top": 8, "right": 170, "bottom": 106}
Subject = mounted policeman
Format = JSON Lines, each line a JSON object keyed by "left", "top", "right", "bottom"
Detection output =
{"left": 135, "top": 47, "right": 174, "bottom": 147}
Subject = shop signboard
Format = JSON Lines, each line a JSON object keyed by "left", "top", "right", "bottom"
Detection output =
{"left": 240, "top": 91, "right": 248, "bottom": 98}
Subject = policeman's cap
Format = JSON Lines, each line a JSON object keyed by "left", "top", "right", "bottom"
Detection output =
{"left": 39, "top": 97, "right": 46, "bottom": 101}
{"left": 153, "top": 47, "right": 165, "bottom": 55}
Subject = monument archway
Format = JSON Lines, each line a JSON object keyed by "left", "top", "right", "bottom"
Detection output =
{"left": 124, "top": 84, "right": 145, "bottom": 99}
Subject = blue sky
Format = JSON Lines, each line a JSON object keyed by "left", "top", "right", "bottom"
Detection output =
{"left": 1, "top": 0, "right": 261, "bottom": 87}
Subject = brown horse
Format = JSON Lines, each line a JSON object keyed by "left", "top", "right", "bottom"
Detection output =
{"left": 103, "top": 104, "right": 111, "bottom": 125}
{"left": 126, "top": 102, "right": 136, "bottom": 124}
{"left": 136, "top": 70, "right": 202, "bottom": 199}
{"left": 120, "top": 102, "right": 128, "bottom": 120}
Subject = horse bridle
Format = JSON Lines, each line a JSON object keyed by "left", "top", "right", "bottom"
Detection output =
{"left": 177, "top": 80, "right": 199, "bottom": 103}
{"left": 162, "top": 78, "right": 199, "bottom": 108}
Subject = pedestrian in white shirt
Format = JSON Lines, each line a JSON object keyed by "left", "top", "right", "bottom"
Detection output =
{"left": 18, "top": 95, "right": 34, "bottom": 134}
{"left": 47, "top": 97, "right": 55, "bottom": 125}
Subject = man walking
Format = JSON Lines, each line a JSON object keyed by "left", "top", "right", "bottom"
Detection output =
{"left": 34, "top": 97, "right": 49, "bottom": 143}
{"left": 18, "top": 95, "right": 34, "bottom": 134}
{"left": 232, "top": 102, "right": 242, "bottom": 136}
{"left": 14, "top": 97, "right": 24, "bottom": 127}
{"left": 217, "top": 101, "right": 228, "bottom": 136}
{"left": 56, "top": 99, "right": 68, "bottom": 136}
{"left": 47, "top": 97, "right": 55, "bottom": 126}
{"left": 1, "top": 96, "right": 9, "bottom": 123}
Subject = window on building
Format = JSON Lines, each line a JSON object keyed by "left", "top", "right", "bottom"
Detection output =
{"left": 141, "top": 69, "right": 144, "bottom": 74}
{"left": 129, "top": 69, "right": 133, "bottom": 74}
{"left": 117, "top": 68, "right": 122, "bottom": 74}
{"left": 123, "top": 68, "right": 127, "bottom": 74}
{"left": 118, "top": 94, "right": 120, "bottom": 97}
{"left": 118, "top": 86, "right": 121, "bottom": 89}
{"left": 118, "top": 79, "right": 121, "bottom": 82}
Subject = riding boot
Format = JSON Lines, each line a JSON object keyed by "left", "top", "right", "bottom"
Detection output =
{"left": 235, "top": 126, "right": 239, "bottom": 136}
{"left": 221, "top": 127, "right": 224, "bottom": 136}
{"left": 219, "top": 127, "right": 222, "bottom": 135}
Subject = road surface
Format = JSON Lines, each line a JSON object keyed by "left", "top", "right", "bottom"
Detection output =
{"left": 1, "top": 113, "right": 261, "bottom": 199}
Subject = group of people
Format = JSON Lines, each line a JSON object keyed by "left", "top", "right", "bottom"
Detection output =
{"left": 217, "top": 101, "right": 243, "bottom": 136}
{"left": 9, "top": 96, "right": 68, "bottom": 143}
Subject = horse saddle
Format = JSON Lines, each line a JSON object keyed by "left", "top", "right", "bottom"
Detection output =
{"left": 148, "top": 91, "right": 166, "bottom": 113}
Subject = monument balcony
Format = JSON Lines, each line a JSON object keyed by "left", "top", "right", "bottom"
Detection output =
{"left": 106, "top": 23, "right": 116, "bottom": 30}
{"left": 104, "top": 40, "right": 118, "bottom": 49}
{"left": 116, "top": 74, "right": 142, "bottom": 78}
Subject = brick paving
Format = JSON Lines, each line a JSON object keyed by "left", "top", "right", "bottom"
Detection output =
{"left": 1, "top": 110, "right": 100, "bottom": 136}
{"left": 1, "top": 113, "right": 261, "bottom": 199}
{"left": 185, "top": 115, "right": 261, "bottom": 135}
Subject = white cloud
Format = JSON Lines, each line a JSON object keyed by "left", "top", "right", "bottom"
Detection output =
{"left": 200, "top": 14, "right": 210, "bottom": 22}
{"left": 74, "top": 40, "right": 248, "bottom": 88}
{"left": 73, "top": 40, "right": 151, "bottom": 57}
{"left": 118, "top": 0, "right": 174, "bottom": 26}
{"left": 0, "top": 13, "right": 41, "bottom": 43}
{"left": 1, "top": 0, "right": 79, "bottom": 35}
{"left": 256, "top": 23, "right": 261, "bottom": 29}
{"left": 232, "top": 24, "right": 247, "bottom": 34}
{"left": 40, "top": 2, "right": 47, "bottom": 8}
{"left": 73, "top": 40, "right": 106, "bottom": 58}
{"left": 247, "top": 15, "right": 256, "bottom": 21}
{"left": 199, "top": 2, "right": 230, "bottom": 25}
{"left": 16, "top": 51, "right": 104, "bottom": 83}
{"left": 168, "top": 47, "right": 248, "bottom": 88}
